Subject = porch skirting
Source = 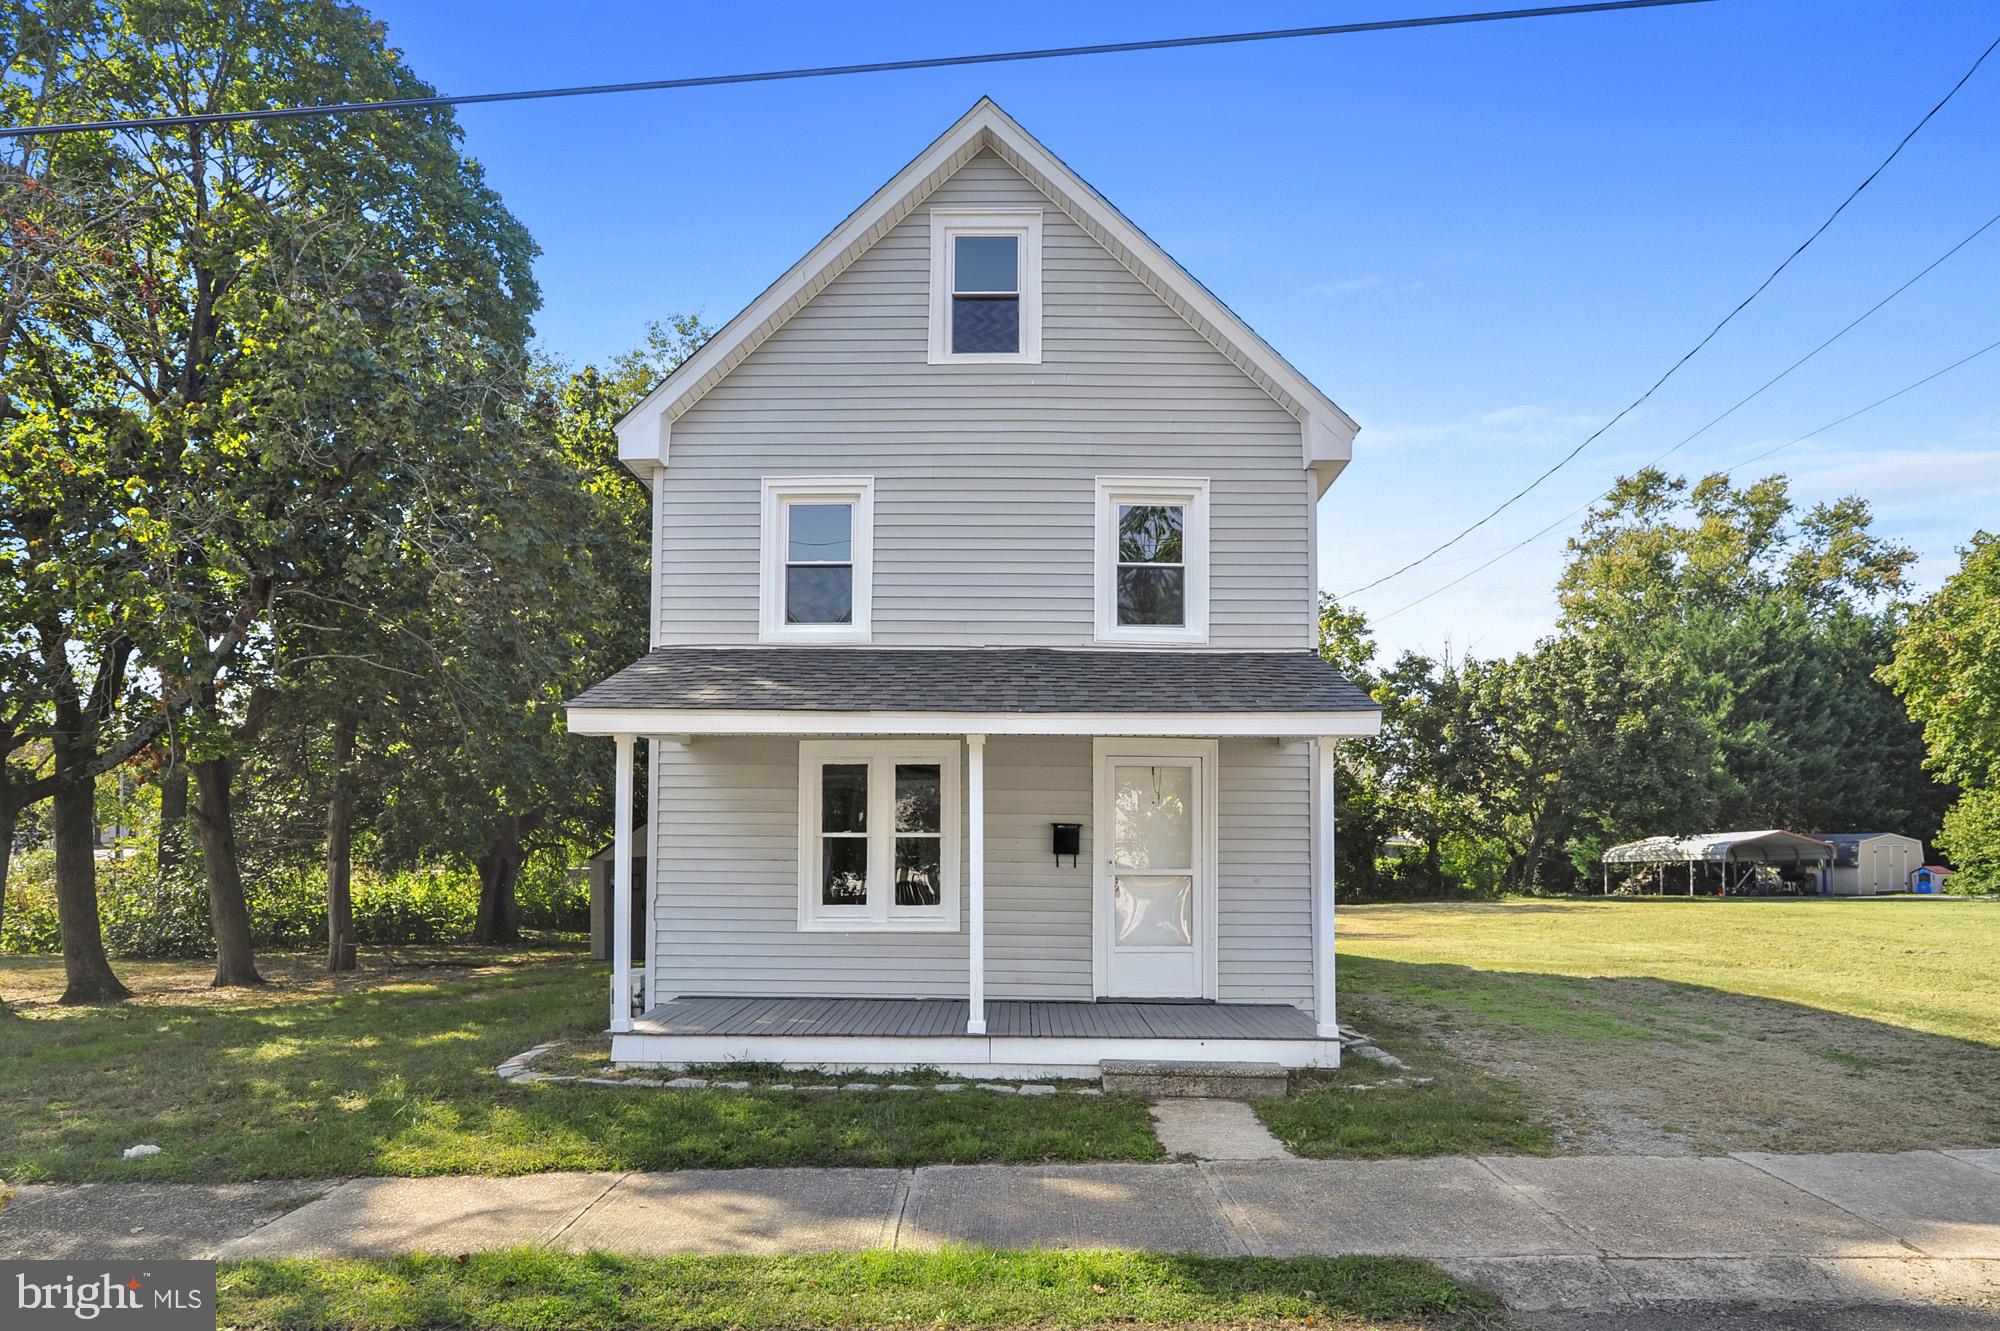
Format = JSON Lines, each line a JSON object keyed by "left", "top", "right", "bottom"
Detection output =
{"left": 613, "top": 995, "right": 1341, "bottom": 1077}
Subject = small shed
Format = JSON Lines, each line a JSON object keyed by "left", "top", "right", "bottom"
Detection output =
{"left": 585, "top": 844, "right": 646, "bottom": 963}
{"left": 1816, "top": 832, "right": 1923, "bottom": 896}
{"left": 1602, "top": 829, "right": 1835, "bottom": 895}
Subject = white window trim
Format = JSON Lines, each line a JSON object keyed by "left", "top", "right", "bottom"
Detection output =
{"left": 928, "top": 207, "right": 1043, "bottom": 365}
{"left": 759, "top": 477, "right": 874, "bottom": 644}
{"left": 1094, "top": 476, "right": 1211, "bottom": 645}
{"left": 798, "top": 739, "right": 962, "bottom": 932}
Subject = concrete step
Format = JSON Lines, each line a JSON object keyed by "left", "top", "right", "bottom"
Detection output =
{"left": 1100, "top": 1059, "right": 1291, "bottom": 1100}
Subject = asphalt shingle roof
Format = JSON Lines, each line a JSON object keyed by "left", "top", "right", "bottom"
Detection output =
{"left": 568, "top": 648, "right": 1377, "bottom": 715}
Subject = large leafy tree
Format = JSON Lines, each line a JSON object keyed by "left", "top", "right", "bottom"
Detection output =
{"left": 2, "top": 0, "right": 538, "bottom": 998}
{"left": 370, "top": 320, "right": 706, "bottom": 944}
{"left": 1881, "top": 533, "right": 2000, "bottom": 891}
{"left": 1558, "top": 468, "right": 1944, "bottom": 843}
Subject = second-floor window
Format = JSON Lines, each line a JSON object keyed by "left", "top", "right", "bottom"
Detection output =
{"left": 760, "top": 477, "right": 874, "bottom": 643}
{"left": 1094, "top": 477, "right": 1211, "bottom": 645}
{"left": 928, "top": 208, "right": 1042, "bottom": 364}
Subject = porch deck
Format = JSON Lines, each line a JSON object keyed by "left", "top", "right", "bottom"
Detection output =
{"left": 632, "top": 994, "right": 1320, "bottom": 1041}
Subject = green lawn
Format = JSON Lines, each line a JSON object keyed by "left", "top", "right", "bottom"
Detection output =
{"left": 1323, "top": 897, "right": 2000, "bottom": 1155}
{"left": 218, "top": 1251, "right": 1503, "bottom": 1331}
{"left": 0, "top": 949, "right": 1158, "bottom": 1183}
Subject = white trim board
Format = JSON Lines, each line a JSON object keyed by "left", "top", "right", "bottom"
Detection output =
{"left": 610, "top": 1031, "right": 1342, "bottom": 1075}
{"left": 567, "top": 708, "right": 1383, "bottom": 739}
{"left": 613, "top": 98, "right": 1358, "bottom": 485}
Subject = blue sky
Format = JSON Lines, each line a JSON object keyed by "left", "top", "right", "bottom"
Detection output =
{"left": 367, "top": 0, "right": 2000, "bottom": 662}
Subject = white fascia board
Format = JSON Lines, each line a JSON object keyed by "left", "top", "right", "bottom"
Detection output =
{"left": 612, "top": 97, "right": 1361, "bottom": 485}
{"left": 565, "top": 706, "right": 1382, "bottom": 740}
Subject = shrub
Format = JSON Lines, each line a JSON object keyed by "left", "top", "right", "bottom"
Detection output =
{"left": 0, "top": 854, "right": 589, "bottom": 958}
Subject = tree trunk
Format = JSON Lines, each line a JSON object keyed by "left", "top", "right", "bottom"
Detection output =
{"left": 49, "top": 719, "right": 129, "bottom": 1004}
{"left": 472, "top": 816, "right": 525, "bottom": 946}
{"left": 190, "top": 754, "right": 264, "bottom": 987}
{"left": 0, "top": 796, "right": 15, "bottom": 947}
{"left": 156, "top": 751, "right": 188, "bottom": 876}
{"left": 324, "top": 705, "right": 359, "bottom": 972}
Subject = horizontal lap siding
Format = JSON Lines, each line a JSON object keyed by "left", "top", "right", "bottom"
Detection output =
{"left": 659, "top": 151, "right": 1310, "bottom": 649}
{"left": 984, "top": 737, "right": 1094, "bottom": 1000}
{"left": 651, "top": 736, "right": 1312, "bottom": 1011}
{"left": 1218, "top": 739, "right": 1315, "bottom": 1010}
{"left": 652, "top": 736, "right": 1091, "bottom": 1001}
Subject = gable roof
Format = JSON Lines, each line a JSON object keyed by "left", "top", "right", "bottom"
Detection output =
{"left": 615, "top": 98, "right": 1359, "bottom": 489}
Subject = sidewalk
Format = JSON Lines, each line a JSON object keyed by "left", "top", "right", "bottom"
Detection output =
{"left": 3, "top": 1149, "right": 1997, "bottom": 1316}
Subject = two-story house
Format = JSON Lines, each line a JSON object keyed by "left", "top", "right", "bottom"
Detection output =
{"left": 566, "top": 99, "right": 1380, "bottom": 1077}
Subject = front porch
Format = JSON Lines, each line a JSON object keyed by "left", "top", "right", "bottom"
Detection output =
{"left": 568, "top": 647, "right": 1382, "bottom": 1076}
{"left": 618, "top": 994, "right": 1337, "bottom": 1077}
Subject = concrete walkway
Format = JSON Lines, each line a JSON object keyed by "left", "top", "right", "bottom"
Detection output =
{"left": 2, "top": 1149, "right": 1996, "bottom": 1317}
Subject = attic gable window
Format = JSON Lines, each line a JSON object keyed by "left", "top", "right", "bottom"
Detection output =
{"left": 928, "top": 208, "right": 1042, "bottom": 364}
{"left": 760, "top": 477, "right": 874, "bottom": 643}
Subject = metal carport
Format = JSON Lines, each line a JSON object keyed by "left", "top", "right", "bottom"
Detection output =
{"left": 1601, "top": 830, "right": 1836, "bottom": 895}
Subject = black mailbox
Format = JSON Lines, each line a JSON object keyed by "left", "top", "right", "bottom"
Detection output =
{"left": 1051, "top": 822, "right": 1081, "bottom": 867}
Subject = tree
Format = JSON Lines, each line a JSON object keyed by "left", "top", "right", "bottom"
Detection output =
{"left": 1881, "top": 533, "right": 2000, "bottom": 889}
{"left": 1559, "top": 468, "right": 1944, "bottom": 844}
{"left": 370, "top": 321, "right": 705, "bottom": 945}
{"left": 2, "top": 0, "right": 538, "bottom": 993}
{"left": 1315, "top": 598, "right": 1391, "bottom": 896}
{"left": 1453, "top": 636, "right": 1719, "bottom": 892}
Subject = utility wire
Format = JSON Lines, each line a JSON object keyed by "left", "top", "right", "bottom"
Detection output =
{"left": 1406, "top": 202, "right": 2000, "bottom": 574}
{"left": 1340, "top": 28, "right": 2000, "bottom": 599}
{"left": 1370, "top": 334, "right": 2000, "bottom": 623}
{"left": 0, "top": 1, "right": 1712, "bottom": 139}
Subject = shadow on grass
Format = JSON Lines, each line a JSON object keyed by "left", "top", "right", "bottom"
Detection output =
{"left": 1303, "top": 955, "right": 2000, "bottom": 1156}
{"left": 0, "top": 953, "right": 1159, "bottom": 1184}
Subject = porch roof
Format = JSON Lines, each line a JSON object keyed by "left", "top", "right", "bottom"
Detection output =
{"left": 566, "top": 647, "right": 1380, "bottom": 738}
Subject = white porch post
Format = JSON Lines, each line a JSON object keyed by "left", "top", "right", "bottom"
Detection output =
{"left": 967, "top": 733, "right": 987, "bottom": 1035}
{"left": 1312, "top": 736, "right": 1339, "bottom": 1040}
{"left": 610, "top": 732, "right": 635, "bottom": 1034}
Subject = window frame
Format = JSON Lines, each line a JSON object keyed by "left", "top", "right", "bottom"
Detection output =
{"left": 797, "top": 739, "right": 962, "bottom": 932}
{"left": 1093, "top": 476, "right": 1211, "bottom": 645}
{"left": 928, "top": 208, "right": 1043, "bottom": 365}
{"left": 759, "top": 477, "right": 874, "bottom": 643}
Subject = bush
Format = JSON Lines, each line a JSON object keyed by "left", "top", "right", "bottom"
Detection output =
{"left": 0, "top": 852, "right": 589, "bottom": 958}
{"left": 1939, "top": 786, "right": 2000, "bottom": 896}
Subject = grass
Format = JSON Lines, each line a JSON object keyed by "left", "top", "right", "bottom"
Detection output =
{"left": 1259, "top": 1012, "right": 1556, "bottom": 1160}
{"left": 1326, "top": 897, "right": 2000, "bottom": 1154}
{"left": 1341, "top": 896, "right": 2000, "bottom": 1045}
{"left": 217, "top": 1250, "right": 1504, "bottom": 1330}
{"left": 0, "top": 949, "right": 1159, "bottom": 1184}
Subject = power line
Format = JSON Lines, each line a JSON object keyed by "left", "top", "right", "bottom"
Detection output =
{"left": 1340, "top": 27, "right": 2000, "bottom": 599}
{"left": 0, "top": 1, "right": 1712, "bottom": 140}
{"left": 1402, "top": 201, "right": 2000, "bottom": 574}
{"left": 1369, "top": 334, "right": 2000, "bottom": 623}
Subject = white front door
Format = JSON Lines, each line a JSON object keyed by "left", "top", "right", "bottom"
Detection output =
{"left": 1097, "top": 745, "right": 1215, "bottom": 998}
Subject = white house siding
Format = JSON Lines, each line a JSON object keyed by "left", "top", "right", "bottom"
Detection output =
{"left": 1219, "top": 739, "right": 1315, "bottom": 1007}
{"left": 655, "top": 150, "right": 1312, "bottom": 650}
{"left": 649, "top": 735, "right": 1316, "bottom": 1012}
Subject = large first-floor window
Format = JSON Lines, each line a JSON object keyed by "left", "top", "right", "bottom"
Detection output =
{"left": 798, "top": 739, "right": 961, "bottom": 930}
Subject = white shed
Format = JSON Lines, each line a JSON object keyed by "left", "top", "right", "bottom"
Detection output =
{"left": 1817, "top": 832, "right": 1923, "bottom": 895}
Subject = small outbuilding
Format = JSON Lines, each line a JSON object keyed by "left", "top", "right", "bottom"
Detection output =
{"left": 1911, "top": 865, "right": 1954, "bottom": 894}
{"left": 1815, "top": 832, "right": 1923, "bottom": 896}
{"left": 1601, "top": 829, "right": 1835, "bottom": 895}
